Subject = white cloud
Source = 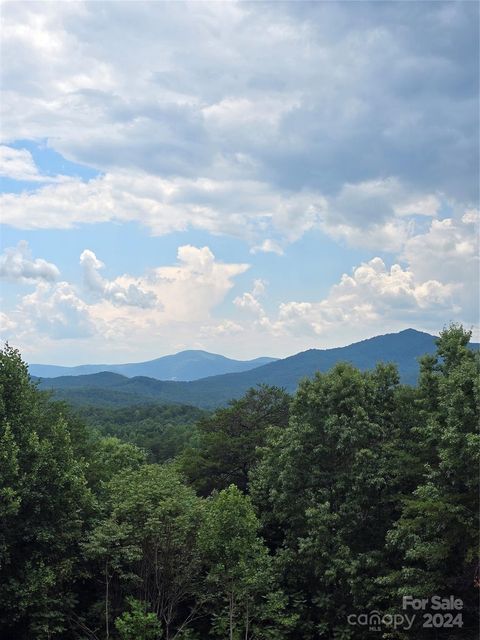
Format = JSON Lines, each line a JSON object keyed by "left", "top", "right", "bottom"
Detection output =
{"left": 1, "top": 1, "right": 476, "bottom": 242}
{"left": 151, "top": 245, "right": 249, "bottom": 322}
{"left": 329, "top": 258, "right": 455, "bottom": 313}
{"left": 19, "top": 281, "right": 96, "bottom": 340}
{"left": 403, "top": 210, "right": 479, "bottom": 284}
{"left": 0, "top": 161, "right": 454, "bottom": 259}
{"left": 200, "top": 319, "right": 244, "bottom": 338}
{"left": 319, "top": 178, "right": 441, "bottom": 252}
{"left": 3, "top": 2, "right": 475, "bottom": 194}
{"left": 0, "top": 311, "right": 16, "bottom": 335}
{"left": 234, "top": 291, "right": 265, "bottom": 316}
{"left": 0, "top": 168, "right": 445, "bottom": 262}
{"left": 0, "top": 146, "right": 42, "bottom": 181}
{"left": 0, "top": 170, "right": 325, "bottom": 245}
{"left": 80, "top": 249, "right": 158, "bottom": 309}
{"left": 402, "top": 209, "right": 479, "bottom": 320}
{"left": 1, "top": 174, "right": 125, "bottom": 230}
{"left": 233, "top": 208, "right": 478, "bottom": 347}
{"left": 0, "top": 157, "right": 464, "bottom": 265}
{"left": 3, "top": 245, "right": 249, "bottom": 359}
{"left": 0, "top": 145, "right": 71, "bottom": 183}
{"left": 202, "top": 96, "right": 301, "bottom": 144}
{"left": 252, "top": 279, "right": 267, "bottom": 298}
{"left": 241, "top": 257, "right": 458, "bottom": 342}
{"left": 322, "top": 217, "right": 413, "bottom": 254}
{"left": 0, "top": 241, "right": 60, "bottom": 283}
{"left": 250, "top": 239, "right": 284, "bottom": 255}
{"left": 2, "top": 239, "right": 475, "bottom": 362}
{"left": 0, "top": 2, "right": 477, "bottom": 361}
{"left": 395, "top": 194, "right": 441, "bottom": 217}
{"left": 234, "top": 278, "right": 268, "bottom": 318}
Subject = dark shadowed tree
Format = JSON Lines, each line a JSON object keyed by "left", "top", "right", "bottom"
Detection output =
{"left": 179, "top": 385, "right": 290, "bottom": 495}
{"left": 383, "top": 325, "right": 479, "bottom": 637}
{"left": 0, "top": 344, "right": 94, "bottom": 639}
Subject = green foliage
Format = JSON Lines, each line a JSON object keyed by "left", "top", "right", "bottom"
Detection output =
{"left": 86, "top": 464, "right": 204, "bottom": 639}
{"left": 87, "top": 436, "right": 147, "bottom": 491}
{"left": 251, "top": 362, "right": 404, "bottom": 638}
{"left": 79, "top": 403, "right": 204, "bottom": 462}
{"left": 251, "top": 328, "right": 479, "bottom": 639}
{"left": 0, "top": 344, "right": 94, "bottom": 639}
{"left": 199, "top": 485, "right": 292, "bottom": 639}
{"left": 381, "top": 324, "right": 480, "bottom": 637}
{"left": 179, "top": 385, "right": 290, "bottom": 494}
{"left": 115, "top": 598, "right": 162, "bottom": 640}
{"left": 1, "top": 326, "right": 478, "bottom": 638}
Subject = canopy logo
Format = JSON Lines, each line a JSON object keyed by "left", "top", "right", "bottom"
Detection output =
{"left": 347, "top": 610, "right": 415, "bottom": 632}
{"left": 347, "top": 596, "right": 464, "bottom": 632}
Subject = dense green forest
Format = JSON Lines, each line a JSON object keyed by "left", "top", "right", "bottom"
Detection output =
{"left": 0, "top": 325, "right": 478, "bottom": 639}
{"left": 77, "top": 404, "right": 206, "bottom": 464}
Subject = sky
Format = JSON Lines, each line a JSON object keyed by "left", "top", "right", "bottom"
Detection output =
{"left": 0, "top": 0, "right": 478, "bottom": 365}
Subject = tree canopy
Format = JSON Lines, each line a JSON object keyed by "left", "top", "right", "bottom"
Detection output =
{"left": 1, "top": 325, "right": 478, "bottom": 639}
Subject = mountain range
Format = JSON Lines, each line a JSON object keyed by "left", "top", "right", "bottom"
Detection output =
{"left": 35, "top": 329, "right": 478, "bottom": 409}
{"left": 29, "top": 351, "right": 277, "bottom": 381}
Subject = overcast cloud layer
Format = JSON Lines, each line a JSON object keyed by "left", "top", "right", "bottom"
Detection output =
{"left": 0, "top": 1, "right": 478, "bottom": 364}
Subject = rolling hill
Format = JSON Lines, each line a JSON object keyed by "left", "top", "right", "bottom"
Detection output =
{"left": 35, "top": 328, "right": 477, "bottom": 409}
{"left": 29, "top": 350, "right": 277, "bottom": 381}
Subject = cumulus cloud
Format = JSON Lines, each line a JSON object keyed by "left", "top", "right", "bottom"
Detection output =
{"left": 403, "top": 210, "right": 479, "bottom": 284}
{"left": 76, "top": 244, "right": 249, "bottom": 333}
{"left": 329, "top": 258, "right": 455, "bottom": 313}
{"left": 0, "top": 160, "right": 463, "bottom": 258}
{"left": 0, "top": 1, "right": 477, "bottom": 246}
{"left": 0, "top": 145, "right": 71, "bottom": 183}
{"left": 0, "top": 171, "right": 326, "bottom": 246}
{"left": 234, "top": 279, "right": 268, "bottom": 318}
{"left": 2, "top": 245, "right": 250, "bottom": 359}
{"left": 1, "top": 238, "right": 475, "bottom": 361}
{"left": 234, "top": 291, "right": 264, "bottom": 316}
{"left": 250, "top": 239, "right": 284, "bottom": 255}
{"left": 244, "top": 257, "right": 458, "bottom": 341}
{"left": 80, "top": 249, "right": 158, "bottom": 309}
{"left": 318, "top": 178, "right": 443, "bottom": 252}
{"left": 150, "top": 245, "right": 249, "bottom": 322}
{"left": 0, "top": 311, "right": 16, "bottom": 335}
{"left": 252, "top": 279, "right": 267, "bottom": 298}
{"left": 19, "top": 281, "right": 96, "bottom": 340}
{"left": 0, "top": 241, "right": 60, "bottom": 283}
{"left": 229, "top": 248, "right": 466, "bottom": 350}
{"left": 200, "top": 319, "right": 244, "bottom": 338}
{"left": 3, "top": 2, "right": 476, "bottom": 195}
{"left": 214, "top": 210, "right": 476, "bottom": 347}
{"left": 0, "top": 146, "right": 42, "bottom": 181}
{"left": 402, "top": 209, "right": 479, "bottom": 321}
{"left": 0, "top": 2, "right": 477, "bottom": 360}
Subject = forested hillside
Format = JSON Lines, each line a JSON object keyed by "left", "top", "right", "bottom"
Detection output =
{"left": 1, "top": 325, "right": 478, "bottom": 639}
{"left": 78, "top": 403, "right": 206, "bottom": 463}
{"left": 36, "top": 328, "right": 479, "bottom": 409}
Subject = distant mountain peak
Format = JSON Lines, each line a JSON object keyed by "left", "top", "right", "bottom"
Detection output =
{"left": 397, "top": 327, "right": 434, "bottom": 336}
{"left": 37, "top": 329, "right": 479, "bottom": 409}
{"left": 29, "top": 350, "right": 278, "bottom": 381}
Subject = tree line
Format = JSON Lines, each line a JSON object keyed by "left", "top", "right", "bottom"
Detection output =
{"left": 0, "top": 324, "right": 478, "bottom": 639}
